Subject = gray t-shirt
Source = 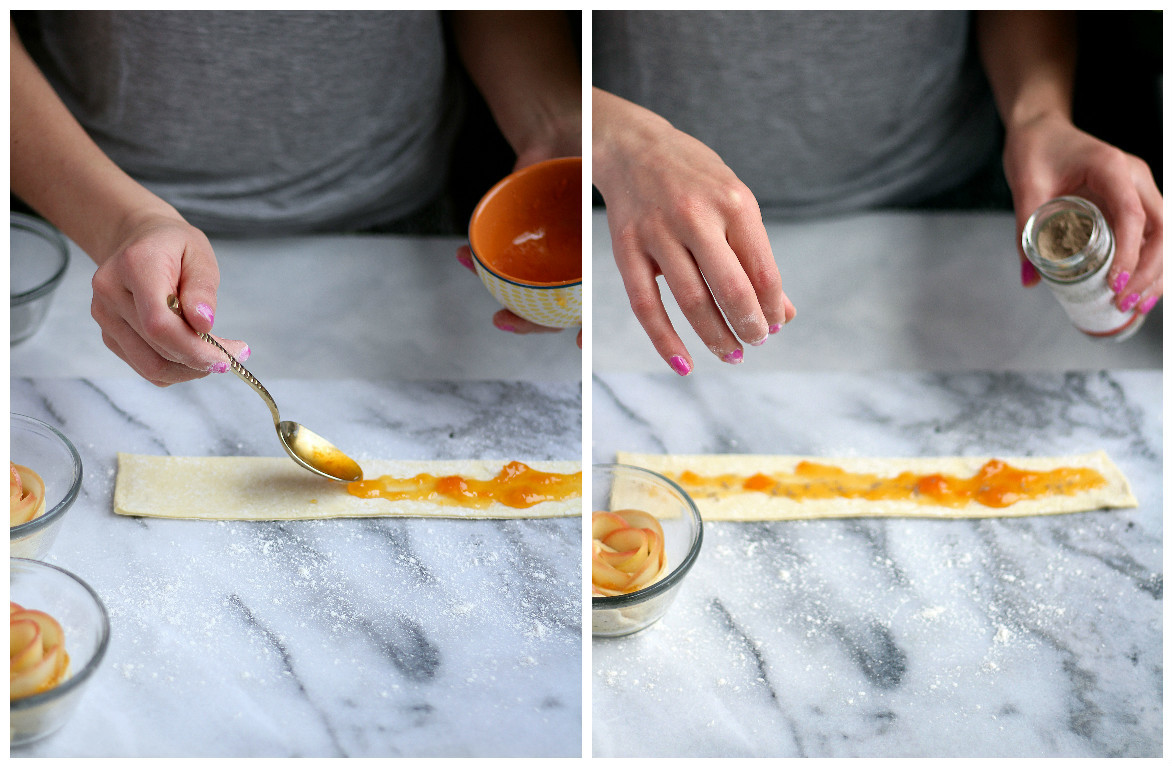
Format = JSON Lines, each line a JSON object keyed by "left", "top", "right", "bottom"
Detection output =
{"left": 593, "top": 10, "right": 1001, "bottom": 215}
{"left": 17, "top": 10, "right": 461, "bottom": 235}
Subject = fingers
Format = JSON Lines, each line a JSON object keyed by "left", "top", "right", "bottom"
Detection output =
{"left": 492, "top": 309, "right": 561, "bottom": 335}
{"left": 1015, "top": 190, "right": 1048, "bottom": 288}
{"left": 94, "top": 308, "right": 208, "bottom": 387}
{"left": 612, "top": 237, "right": 695, "bottom": 375}
{"left": 456, "top": 245, "right": 476, "bottom": 273}
{"left": 90, "top": 220, "right": 238, "bottom": 381}
{"left": 724, "top": 199, "right": 794, "bottom": 333}
{"left": 461, "top": 247, "right": 580, "bottom": 348}
{"left": 1084, "top": 157, "right": 1148, "bottom": 310}
{"left": 491, "top": 311, "right": 582, "bottom": 351}
{"left": 655, "top": 240, "right": 744, "bottom": 363}
{"left": 1007, "top": 157, "right": 1050, "bottom": 288}
{"left": 204, "top": 335, "right": 252, "bottom": 373}
{"left": 173, "top": 231, "right": 221, "bottom": 338}
{"left": 612, "top": 205, "right": 794, "bottom": 375}
{"left": 1108, "top": 159, "right": 1163, "bottom": 312}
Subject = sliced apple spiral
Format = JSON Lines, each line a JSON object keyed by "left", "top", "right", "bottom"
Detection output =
{"left": 10, "top": 601, "right": 70, "bottom": 699}
{"left": 591, "top": 509, "right": 669, "bottom": 597}
{"left": 10, "top": 461, "right": 46, "bottom": 527}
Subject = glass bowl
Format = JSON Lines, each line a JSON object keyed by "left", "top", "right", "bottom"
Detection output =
{"left": 592, "top": 463, "right": 703, "bottom": 637}
{"left": 11, "top": 413, "right": 83, "bottom": 560}
{"left": 10, "top": 558, "right": 110, "bottom": 747}
{"left": 11, "top": 213, "right": 70, "bottom": 345}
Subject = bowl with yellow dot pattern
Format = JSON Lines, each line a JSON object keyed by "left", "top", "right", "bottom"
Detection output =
{"left": 468, "top": 157, "right": 582, "bottom": 329}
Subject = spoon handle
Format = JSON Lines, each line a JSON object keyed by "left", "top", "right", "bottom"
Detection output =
{"left": 166, "top": 295, "right": 281, "bottom": 425}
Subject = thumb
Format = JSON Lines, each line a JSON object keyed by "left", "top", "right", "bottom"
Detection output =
{"left": 176, "top": 237, "right": 221, "bottom": 334}
{"left": 1013, "top": 186, "right": 1050, "bottom": 288}
{"left": 456, "top": 245, "right": 477, "bottom": 273}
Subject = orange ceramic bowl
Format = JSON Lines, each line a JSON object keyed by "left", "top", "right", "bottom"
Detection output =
{"left": 468, "top": 157, "right": 582, "bottom": 328}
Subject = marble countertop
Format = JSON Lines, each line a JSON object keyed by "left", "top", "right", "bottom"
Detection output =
{"left": 9, "top": 210, "right": 1162, "bottom": 758}
{"left": 10, "top": 232, "right": 583, "bottom": 757}
{"left": 11, "top": 376, "right": 582, "bottom": 757}
{"left": 591, "top": 369, "right": 1161, "bottom": 757}
{"left": 13, "top": 230, "right": 583, "bottom": 381}
{"left": 588, "top": 207, "right": 1161, "bottom": 757}
{"left": 591, "top": 209, "right": 1161, "bottom": 374}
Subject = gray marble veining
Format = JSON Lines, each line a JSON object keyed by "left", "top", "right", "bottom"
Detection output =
{"left": 12, "top": 376, "right": 582, "bottom": 757}
{"left": 592, "top": 370, "right": 1160, "bottom": 758}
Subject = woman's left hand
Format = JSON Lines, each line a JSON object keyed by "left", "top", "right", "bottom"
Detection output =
{"left": 1004, "top": 112, "right": 1162, "bottom": 313}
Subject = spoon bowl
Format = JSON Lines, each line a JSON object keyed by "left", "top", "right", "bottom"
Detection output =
{"left": 277, "top": 421, "right": 363, "bottom": 482}
{"left": 167, "top": 296, "right": 362, "bottom": 482}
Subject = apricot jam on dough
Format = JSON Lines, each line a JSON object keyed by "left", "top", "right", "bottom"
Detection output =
{"left": 673, "top": 459, "right": 1106, "bottom": 509}
{"left": 347, "top": 461, "right": 581, "bottom": 509}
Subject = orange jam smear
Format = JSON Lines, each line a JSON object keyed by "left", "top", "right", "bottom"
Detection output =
{"left": 346, "top": 461, "right": 581, "bottom": 509}
{"left": 672, "top": 459, "right": 1107, "bottom": 509}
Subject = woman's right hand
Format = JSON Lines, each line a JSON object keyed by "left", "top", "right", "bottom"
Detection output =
{"left": 91, "top": 212, "right": 250, "bottom": 386}
{"left": 11, "top": 22, "right": 248, "bottom": 386}
{"left": 592, "top": 88, "right": 795, "bottom": 376}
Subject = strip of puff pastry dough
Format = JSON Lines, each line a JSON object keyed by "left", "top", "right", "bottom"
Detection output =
{"left": 114, "top": 454, "right": 581, "bottom": 520}
{"left": 614, "top": 451, "right": 1136, "bottom": 521}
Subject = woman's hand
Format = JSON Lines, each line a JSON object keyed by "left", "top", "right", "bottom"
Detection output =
{"left": 1005, "top": 112, "right": 1162, "bottom": 313}
{"left": 12, "top": 21, "right": 248, "bottom": 385}
{"left": 91, "top": 212, "right": 250, "bottom": 386}
{"left": 593, "top": 89, "right": 795, "bottom": 376}
{"left": 977, "top": 11, "right": 1161, "bottom": 314}
{"left": 449, "top": 11, "right": 583, "bottom": 349}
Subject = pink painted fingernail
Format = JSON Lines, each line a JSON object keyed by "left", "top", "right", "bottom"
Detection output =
{"left": 195, "top": 302, "right": 215, "bottom": 327}
{"left": 669, "top": 355, "right": 691, "bottom": 376}
{"left": 238, "top": 344, "right": 251, "bottom": 362}
{"left": 208, "top": 361, "right": 228, "bottom": 374}
{"left": 1139, "top": 295, "right": 1159, "bottom": 314}
{"left": 1120, "top": 293, "right": 1141, "bottom": 312}
{"left": 748, "top": 336, "right": 767, "bottom": 347}
{"left": 721, "top": 349, "right": 744, "bottom": 364}
{"left": 768, "top": 323, "right": 783, "bottom": 334}
{"left": 1111, "top": 271, "right": 1131, "bottom": 294}
{"left": 1021, "top": 261, "right": 1038, "bottom": 286}
{"left": 497, "top": 323, "right": 517, "bottom": 332}
{"left": 456, "top": 251, "right": 476, "bottom": 272}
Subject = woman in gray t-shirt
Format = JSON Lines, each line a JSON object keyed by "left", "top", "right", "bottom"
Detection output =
{"left": 593, "top": 10, "right": 1162, "bottom": 376}
{"left": 12, "top": 10, "right": 581, "bottom": 383}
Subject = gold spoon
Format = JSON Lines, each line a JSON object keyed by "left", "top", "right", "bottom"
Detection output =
{"left": 167, "top": 295, "right": 363, "bottom": 482}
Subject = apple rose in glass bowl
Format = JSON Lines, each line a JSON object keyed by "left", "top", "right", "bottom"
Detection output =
{"left": 10, "top": 558, "right": 110, "bottom": 747}
{"left": 11, "top": 461, "right": 46, "bottom": 526}
{"left": 10, "top": 414, "right": 83, "bottom": 560}
{"left": 592, "top": 464, "right": 703, "bottom": 637}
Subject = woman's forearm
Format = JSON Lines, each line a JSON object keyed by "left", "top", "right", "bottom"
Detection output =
{"left": 975, "top": 10, "right": 1076, "bottom": 130}
{"left": 449, "top": 10, "right": 581, "bottom": 160}
{"left": 10, "top": 20, "right": 178, "bottom": 265}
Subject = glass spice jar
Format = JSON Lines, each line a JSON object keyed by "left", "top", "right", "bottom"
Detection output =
{"left": 1021, "top": 196, "right": 1143, "bottom": 341}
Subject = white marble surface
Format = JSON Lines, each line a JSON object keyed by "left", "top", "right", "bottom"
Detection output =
{"left": 12, "top": 231, "right": 583, "bottom": 381}
{"left": 591, "top": 210, "right": 1162, "bottom": 374}
{"left": 591, "top": 369, "right": 1161, "bottom": 757}
{"left": 11, "top": 376, "right": 582, "bottom": 757}
{"left": 11, "top": 231, "right": 582, "bottom": 756}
